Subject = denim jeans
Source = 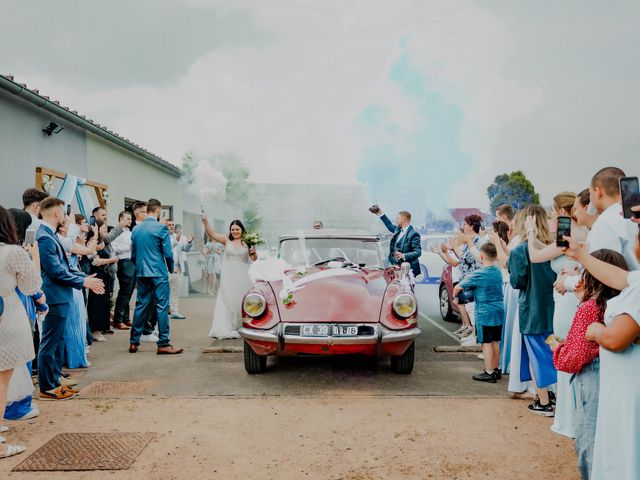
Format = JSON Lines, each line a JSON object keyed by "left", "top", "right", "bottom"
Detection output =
{"left": 573, "top": 358, "right": 600, "bottom": 480}
{"left": 38, "top": 303, "right": 69, "bottom": 392}
{"left": 130, "top": 276, "right": 170, "bottom": 347}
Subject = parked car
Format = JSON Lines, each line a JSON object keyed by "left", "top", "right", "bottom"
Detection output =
{"left": 438, "top": 264, "right": 461, "bottom": 323}
{"left": 239, "top": 230, "right": 421, "bottom": 374}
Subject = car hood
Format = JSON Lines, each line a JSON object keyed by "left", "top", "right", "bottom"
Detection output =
{"left": 270, "top": 266, "right": 388, "bottom": 323}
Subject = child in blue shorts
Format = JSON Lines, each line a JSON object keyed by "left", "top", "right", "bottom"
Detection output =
{"left": 454, "top": 242, "right": 505, "bottom": 383}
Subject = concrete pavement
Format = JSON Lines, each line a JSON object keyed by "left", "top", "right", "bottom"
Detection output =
{"left": 74, "top": 290, "right": 510, "bottom": 398}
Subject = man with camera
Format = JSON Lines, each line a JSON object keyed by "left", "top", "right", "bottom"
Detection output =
{"left": 369, "top": 205, "right": 422, "bottom": 277}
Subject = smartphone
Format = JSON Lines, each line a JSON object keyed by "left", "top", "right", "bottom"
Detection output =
{"left": 66, "top": 204, "right": 72, "bottom": 216}
{"left": 556, "top": 216, "right": 571, "bottom": 248}
{"left": 620, "top": 176, "right": 640, "bottom": 219}
{"left": 25, "top": 229, "right": 36, "bottom": 246}
{"left": 89, "top": 215, "right": 96, "bottom": 227}
{"left": 368, "top": 205, "right": 381, "bottom": 214}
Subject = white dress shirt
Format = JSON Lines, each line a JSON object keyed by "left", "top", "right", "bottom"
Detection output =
{"left": 171, "top": 233, "right": 193, "bottom": 273}
{"left": 588, "top": 202, "right": 639, "bottom": 271}
{"left": 395, "top": 227, "right": 409, "bottom": 247}
{"left": 564, "top": 202, "right": 639, "bottom": 291}
{"left": 110, "top": 228, "right": 132, "bottom": 260}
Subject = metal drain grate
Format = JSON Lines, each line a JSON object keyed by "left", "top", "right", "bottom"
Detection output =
{"left": 62, "top": 370, "right": 87, "bottom": 380}
{"left": 12, "top": 432, "right": 155, "bottom": 471}
{"left": 80, "top": 381, "right": 154, "bottom": 397}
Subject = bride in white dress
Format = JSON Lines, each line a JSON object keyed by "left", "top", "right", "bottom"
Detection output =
{"left": 201, "top": 216, "right": 257, "bottom": 339}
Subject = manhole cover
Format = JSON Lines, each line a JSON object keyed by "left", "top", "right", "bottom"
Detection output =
{"left": 80, "top": 381, "right": 153, "bottom": 397}
{"left": 12, "top": 432, "right": 155, "bottom": 471}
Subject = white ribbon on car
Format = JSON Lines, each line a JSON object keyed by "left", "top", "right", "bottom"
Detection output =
{"left": 249, "top": 257, "right": 361, "bottom": 305}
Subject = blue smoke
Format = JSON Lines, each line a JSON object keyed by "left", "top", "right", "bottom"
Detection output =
{"left": 356, "top": 43, "right": 472, "bottom": 213}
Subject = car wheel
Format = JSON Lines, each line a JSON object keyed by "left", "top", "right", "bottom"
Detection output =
{"left": 390, "top": 341, "right": 415, "bottom": 374}
{"left": 439, "top": 284, "right": 455, "bottom": 322}
{"left": 244, "top": 341, "right": 267, "bottom": 374}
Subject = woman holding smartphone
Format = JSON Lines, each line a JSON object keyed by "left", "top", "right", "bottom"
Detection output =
{"left": 524, "top": 192, "right": 589, "bottom": 438}
{"left": 87, "top": 221, "right": 117, "bottom": 342}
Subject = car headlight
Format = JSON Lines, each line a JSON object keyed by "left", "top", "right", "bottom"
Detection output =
{"left": 243, "top": 293, "right": 267, "bottom": 318}
{"left": 393, "top": 294, "right": 417, "bottom": 318}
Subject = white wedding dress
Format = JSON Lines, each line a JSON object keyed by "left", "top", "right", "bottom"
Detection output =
{"left": 208, "top": 242, "right": 252, "bottom": 339}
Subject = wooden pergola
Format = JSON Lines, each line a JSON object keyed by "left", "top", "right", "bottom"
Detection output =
{"left": 35, "top": 166, "right": 108, "bottom": 209}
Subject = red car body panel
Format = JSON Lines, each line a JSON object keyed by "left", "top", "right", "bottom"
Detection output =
{"left": 440, "top": 264, "right": 461, "bottom": 315}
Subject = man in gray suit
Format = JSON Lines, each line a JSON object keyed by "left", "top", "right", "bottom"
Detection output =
{"left": 128, "top": 199, "right": 182, "bottom": 354}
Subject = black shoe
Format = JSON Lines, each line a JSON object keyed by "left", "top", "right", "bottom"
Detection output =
{"left": 472, "top": 371, "right": 497, "bottom": 383}
{"left": 102, "top": 329, "right": 115, "bottom": 335}
{"left": 548, "top": 391, "right": 556, "bottom": 406}
{"left": 528, "top": 399, "right": 555, "bottom": 417}
{"left": 493, "top": 368, "right": 502, "bottom": 380}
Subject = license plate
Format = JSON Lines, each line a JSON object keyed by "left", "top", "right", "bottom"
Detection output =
{"left": 299, "top": 325, "right": 358, "bottom": 336}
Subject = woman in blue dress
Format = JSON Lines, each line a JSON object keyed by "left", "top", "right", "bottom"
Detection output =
{"left": 58, "top": 221, "right": 93, "bottom": 369}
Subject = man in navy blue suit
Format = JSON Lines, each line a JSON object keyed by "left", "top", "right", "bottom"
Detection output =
{"left": 370, "top": 205, "right": 422, "bottom": 277}
{"left": 36, "top": 197, "right": 105, "bottom": 400}
{"left": 128, "top": 198, "right": 182, "bottom": 354}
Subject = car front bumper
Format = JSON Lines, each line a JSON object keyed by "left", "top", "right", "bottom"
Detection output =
{"left": 240, "top": 323, "right": 421, "bottom": 357}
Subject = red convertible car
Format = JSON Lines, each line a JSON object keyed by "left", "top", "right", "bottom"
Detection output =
{"left": 239, "top": 230, "right": 421, "bottom": 374}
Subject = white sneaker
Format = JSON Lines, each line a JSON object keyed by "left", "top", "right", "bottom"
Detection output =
{"left": 141, "top": 334, "right": 159, "bottom": 343}
{"left": 152, "top": 329, "right": 159, "bottom": 336}
{"left": 457, "top": 326, "right": 474, "bottom": 338}
{"left": 477, "top": 353, "right": 485, "bottom": 360}
{"left": 93, "top": 332, "right": 107, "bottom": 342}
{"left": 452, "top": 326, "right": 466, "bottom": 336}
{"left": 461, "top": 335, "right": 478, "bottom": 346}
{"left": 19, "top": 406, "right": 40, "bottom": 420}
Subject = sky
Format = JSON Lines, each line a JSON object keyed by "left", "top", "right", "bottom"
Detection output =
{"left": 1, "top": 0, "right": 639, "bottom": 209}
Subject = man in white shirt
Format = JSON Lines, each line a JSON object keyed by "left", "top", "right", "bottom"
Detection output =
{"left": 560, "top": 167, "right": 639, "bottom": 292}
{"left": 167, "top": 222, "right": 193, "bottom": 319}
{"left": 586, "top": 167, "right": 639, "bottom": 270}
{"left": 111, "top": 211, "right": 135, "bottom": 329}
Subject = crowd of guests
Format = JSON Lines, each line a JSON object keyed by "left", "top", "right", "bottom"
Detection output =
{"left": 434, "top": 166, "right": 639, "bottom": 479}
{"left": 0, "top": 189, "right": 193, "bottom": 458}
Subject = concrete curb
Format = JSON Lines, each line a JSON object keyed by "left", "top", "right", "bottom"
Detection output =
{"left": 433, "top": 345, "right": 482, "bottom": 353}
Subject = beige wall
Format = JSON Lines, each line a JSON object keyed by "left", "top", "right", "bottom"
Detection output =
{"left": 85, "top": 134, "right": 183, "bottom": 225}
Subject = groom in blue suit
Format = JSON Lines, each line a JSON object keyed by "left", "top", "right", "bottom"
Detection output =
{"left": 36, "top": 197, "right": 104, "bottom": 400}
{"left": 371, "top": 206, "right": 422, "bottom": 277}
{"left": 129, "top": 199, "right": 182, "bottom": 354}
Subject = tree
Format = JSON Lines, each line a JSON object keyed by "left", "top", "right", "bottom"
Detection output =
{"left": 487, "top": 171, "right": 540, "bottom": 212}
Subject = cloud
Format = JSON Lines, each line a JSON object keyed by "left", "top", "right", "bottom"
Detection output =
{"left": 3, "top": 0, "right": 639, "bottom": 210}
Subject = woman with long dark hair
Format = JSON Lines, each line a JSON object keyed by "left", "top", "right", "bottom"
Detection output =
{"left": 3, "top": 209, "right": 45, "bottom": 422}
{"left": 0, "top": 205, "right": 42, "bottom": 458}
{"left": 202, "top": 218, "right": 257, "bottom": 339}
{"left": 86, "top": 220, "right": 117, "bottom": 342}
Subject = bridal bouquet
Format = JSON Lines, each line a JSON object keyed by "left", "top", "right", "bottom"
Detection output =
{"left": 242, "top": 231, "right": 266, "bottom": 248}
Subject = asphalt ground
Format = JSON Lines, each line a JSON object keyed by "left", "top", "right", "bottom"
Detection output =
{"left": 74, "top": 284, "right": 511, "bottom": 398}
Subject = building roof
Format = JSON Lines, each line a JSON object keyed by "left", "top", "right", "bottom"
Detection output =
{"left": 0, "top": 73, "right": 182, "bottom": 177}
{"left": 448, "top": 208, "right": 486, "bottom": 221}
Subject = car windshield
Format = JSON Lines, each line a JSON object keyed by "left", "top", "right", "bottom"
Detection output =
{"left": 279, "top": 238, "right": 383, "bottom": 268}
